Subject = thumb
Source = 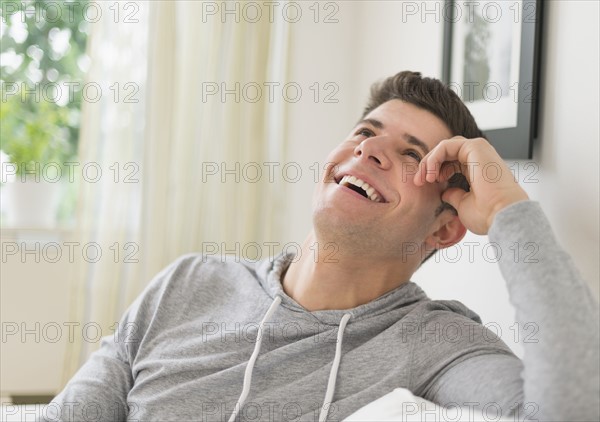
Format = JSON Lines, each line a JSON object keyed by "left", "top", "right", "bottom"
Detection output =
{"left": 442, "top": 187, "right": 468, "bottom": 211}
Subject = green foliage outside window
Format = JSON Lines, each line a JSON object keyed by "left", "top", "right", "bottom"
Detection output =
{"left": 1, "top": 0, "right": 91, "bottom": 225}
{"left": 1, "top": 0, "right": 90, "bottom": 175}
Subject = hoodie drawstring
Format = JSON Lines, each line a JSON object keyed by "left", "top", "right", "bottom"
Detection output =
{"left": 228, "top": 297, "right": 352, "bottom": 422}
{"left": 228, "top": 296, "right": 282, "bottom": 422}
{"left": 318, "top": 312, "right": 351, "bottom": 422}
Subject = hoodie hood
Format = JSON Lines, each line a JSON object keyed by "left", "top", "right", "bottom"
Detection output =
{"left": 254, "top": 251, "right": 432, "bottom": 325}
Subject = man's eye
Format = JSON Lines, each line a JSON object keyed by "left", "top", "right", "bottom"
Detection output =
{"left": 355, "top": 128, "right": 375, "bottom": 138}
{"left": 405, "top": 150, "right": 422, "bottom": 162}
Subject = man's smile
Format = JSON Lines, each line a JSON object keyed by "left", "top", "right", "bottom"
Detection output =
{"left": 333, "top": 172, "right": 388, "bottom": 203}
{"left": 336, "top": 175, "right": 385, "bottom": 203}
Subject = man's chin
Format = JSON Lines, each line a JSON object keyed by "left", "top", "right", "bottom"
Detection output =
{"left": 313, "top": 212, "right": 386, "bottom": 250}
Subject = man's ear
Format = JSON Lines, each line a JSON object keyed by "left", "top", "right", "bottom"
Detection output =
{"left": 424, "top": 214, "right": 467, "bottom": 250}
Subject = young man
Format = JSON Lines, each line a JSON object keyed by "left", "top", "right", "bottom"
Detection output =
{"left": 42, "top": 72, "right": 599, "bottom": 421}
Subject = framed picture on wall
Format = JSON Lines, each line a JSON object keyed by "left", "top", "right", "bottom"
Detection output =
{"left": 442, "top": 0, "right": 543, "bottom": 159}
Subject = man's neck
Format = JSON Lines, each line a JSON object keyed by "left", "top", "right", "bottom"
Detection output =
{"left": 281, "top": 232, "right": 418, "bottom": 311}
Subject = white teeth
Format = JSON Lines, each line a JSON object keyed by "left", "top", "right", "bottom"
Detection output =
{"left": 339, "top": 175, "right": 383, "bottom": 203}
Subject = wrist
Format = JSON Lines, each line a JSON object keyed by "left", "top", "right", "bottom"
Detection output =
{"left": 487, "top": 191, "right": 530, "bottom": 231}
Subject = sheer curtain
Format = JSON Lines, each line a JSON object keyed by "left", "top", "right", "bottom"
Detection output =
{"left": 62, "top": 0, "right": 289, "bottom": 384}
{"left": 140, "top": 0, "right": 289, "bottom": 280}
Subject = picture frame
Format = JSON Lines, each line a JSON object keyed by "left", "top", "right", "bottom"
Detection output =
{"left": 442, "top": 0, "right": 543, "bottom": 159}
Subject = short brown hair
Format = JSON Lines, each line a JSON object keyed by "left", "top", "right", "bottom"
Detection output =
{"left": 363, "top": 71, "right": 484, "bottom": 264}
{"left": 362, "top": 71, "right": 484, "bottom": 140}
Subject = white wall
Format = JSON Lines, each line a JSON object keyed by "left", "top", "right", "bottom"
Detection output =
{"left": 0, "top": 230, "right": 72, "bottom": 396}
{"left": 285, "top": 1, "right": 600, "bottom": 357}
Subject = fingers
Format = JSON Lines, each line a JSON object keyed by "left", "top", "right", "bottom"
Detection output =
{"left": 414, "top": 136, "right": 493, "bottom": 186}
{"left": 414, "top": 136, "right": 470, "bottom": 186}
{"left": 441, "top": 187, "right": 468, "bottom": 211}
{"left": 438, "top": 161, "right": 464, "bottom": 183}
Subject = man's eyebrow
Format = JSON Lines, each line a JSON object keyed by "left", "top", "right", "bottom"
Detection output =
{"left": 357, "top": 118, "right": 384, "bottom": 129}
{"left": 357, "top": 118, "right": 430, "bottom": 156}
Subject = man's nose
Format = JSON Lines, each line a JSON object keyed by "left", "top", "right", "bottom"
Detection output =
{"left": 353, "top": 137, "right": 392, "bottom": 169}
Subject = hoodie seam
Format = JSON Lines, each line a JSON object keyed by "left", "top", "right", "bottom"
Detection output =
{"left": 406, "top": 310, "right": 424, "bottom": 392}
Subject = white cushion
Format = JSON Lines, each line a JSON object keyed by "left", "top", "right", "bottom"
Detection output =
{"left": 344, "top": 388, "right": 512, "bottom": 421}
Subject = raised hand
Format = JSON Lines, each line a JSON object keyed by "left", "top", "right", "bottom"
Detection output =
{"left": 414, "top": 136, "right": 529, "bottom": 235}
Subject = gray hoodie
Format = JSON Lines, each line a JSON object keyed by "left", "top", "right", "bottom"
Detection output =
{"left": 41, "top": 201, "right": 600, "bottom": 421}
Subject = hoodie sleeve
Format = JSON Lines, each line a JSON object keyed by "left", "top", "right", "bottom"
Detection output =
{"left": 418, "top": 201, "right": 600, "bottom": 421}
{"left": 408, "top": 300, "right": 525, "bottom": 417}
{"left": 37, "top": 255, "right": 192, "bottom": 422}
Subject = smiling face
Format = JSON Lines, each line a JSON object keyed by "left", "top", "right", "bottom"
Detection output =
{"left": 313, "top": 99, "right": 462, "bottom": 261}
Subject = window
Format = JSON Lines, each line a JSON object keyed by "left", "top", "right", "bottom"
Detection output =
{"left": 1, "top": 0, "right": 90, "bottom": 227}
